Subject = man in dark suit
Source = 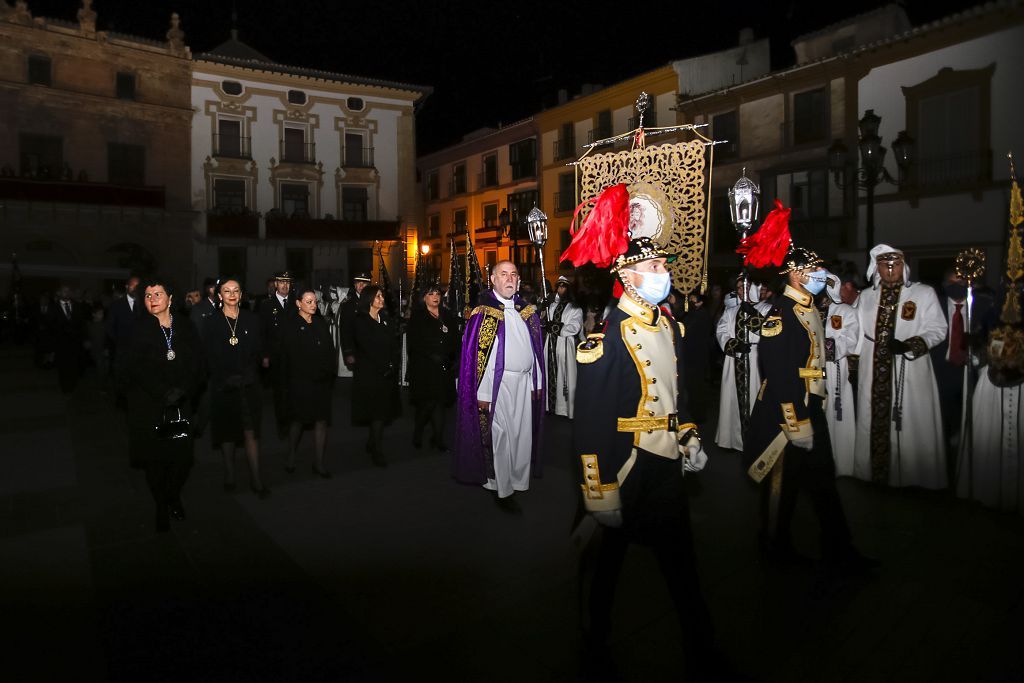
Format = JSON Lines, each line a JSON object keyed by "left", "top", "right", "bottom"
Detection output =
{"left": 930, "top": 268, "right": 996, "bottom": 459}
{"left": 105, "top": 274, "right": 143, "bottom": 365}
{"left": 258, "top": 271, "right": 297, "bottom": 438}
{"left": 48, "top": 285, "right": 85, "bottom": 393}
{"left": 190, "top": 277, "right": 218, "bottom": 339}
{"left": 339, "top": 272, "right": 371, "bottom": 370}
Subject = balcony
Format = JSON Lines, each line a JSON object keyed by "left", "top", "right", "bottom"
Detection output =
{"left": 212, "top": 134, "right": 252, "bottom": 159}
{"left": 279, "top": 141, "right": 316, "bottom": 164}
{"left": 448, "top": 178, "right": 467, "bottom": 197}
{"left": 553, "top": 139, "right": 575, "bottom": 161}
{"left": 207, "top": 210, "right": 258, "bottom": 239}
{"left": 588, "top": 128, "right": 613, "bottom": 146}
{"left": 510, "top": 162, "right": 536, "bottom": 181}
{"left": 0, "top": 176, "right": 165, "bottom": 208}
{"left": 265, "top": 214, "right": 400, "bottom": 241}
{"left": 910, "top": 151, "right": 992, "bottom": 190}
{"left": 553, "top": 191, "right": 575, "bottom": 214}
{"left": 478, "top": 171, "right": 498, "bottom": 189}
{"left": 627, "top": 111, "right": 657, "bottom": 129}
{"left": 342, "top": 146, "right": 375, "bottom": 168}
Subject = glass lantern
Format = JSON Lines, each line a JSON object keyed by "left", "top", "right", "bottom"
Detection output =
{"left": 728, "top": 168, "right": 760, "bottom": 235}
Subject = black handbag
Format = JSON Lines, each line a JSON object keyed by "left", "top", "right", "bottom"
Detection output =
{"left": 156, "top": 407, "right": 191, "bottom": 440}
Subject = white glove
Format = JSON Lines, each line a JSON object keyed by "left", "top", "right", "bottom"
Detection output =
{"left": 791, "top": 435, "right": 813, "bottom": 451}
{"left": 592, "top": 510, "right": 623, "bottom": 528}
{"left": 684, "top": 446, "right": 708, "bottom": 473}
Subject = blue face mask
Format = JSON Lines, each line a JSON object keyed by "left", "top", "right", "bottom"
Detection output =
{"left": 804, "top": 271, "right": 828, "bottom": 296}
{"left": 628, "top": 270, "right": 673, "bottom": 305}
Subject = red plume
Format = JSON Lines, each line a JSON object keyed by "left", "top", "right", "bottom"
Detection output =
{"left": 560, "top": 184, "right": 630, "bottom": 269}
{"left": 736, "top": 200, "right": 792, "bottom": 268}
{"left": 612, "top": 279, "right": 624, "bottom": 299}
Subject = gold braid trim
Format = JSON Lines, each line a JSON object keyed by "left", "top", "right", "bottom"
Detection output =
{"left": 471, "top": 305, "right": 504, "bottom": 320}
{"left": 519, "top": 305, "right": 536, "bottom": 321}
{"left": 476, "top": 314, "right": 500, "bottom": 385}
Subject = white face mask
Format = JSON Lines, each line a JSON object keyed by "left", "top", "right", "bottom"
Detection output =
{"left": 625, "top": 269, "right": 672, "bottom": 305}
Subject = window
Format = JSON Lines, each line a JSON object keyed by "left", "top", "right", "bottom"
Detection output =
{"left": 19, "top": 133, "right": 62, "bottom": 177}
{"left": 560, "top": 229, "right": 571, "bottom": 252}
{"left": 107, "top": 143, "right": 145, "bottom": 185}
{"left": 116, "top": 72, "right": 136, "bottom": 100}
{"left": 347, "top": 97, "right": 364, "bottom": 111}
{"left": 342, "top": 186, "right": 368, "bottom": 221}
{"left": 282, "top": 127, "right": 311, "bottom": 163}
{"left": 451, "top": 163, "right": 467, "bottom": 195}
{"left": 556, "top": 172, "right": 576, "bottom": 212}
{"left": 793, "top": 88, "right": 828, "bottom": 145}
{"left": 482, "top": 202, "right": 499, "bottom": 228}
{"left": 426, "top": 171, "right": 439, "bottom": 201}
{"left": 509, "top": 138, "right": 536, "bottom": 180}
{"left": 287, "top": 89, "right": 306, "bottom": 105}
{"left": 344, "top": 132, "right": 371, "bottom": 167}
{"left": 222, "top": 80, "right": 243, "bottom": 96}
{"left": 218, "top": 247, "right": 247, "bottom": 282}
{"left": 904, "top": 66, "right": 994, "bottom": 188}
{"left": 286, "top": 248, "right": 312, "bottom": 282}
{"left": 348, "top": 248, "right": 373, "bottom": 280}
{"left": 482, "top": 154, "right": 498, "bottom": 187}
{"left": 213, "top": 179, "right": 246, "bottom": 212}
{"left": 555, "top": 122, "right": 575, "bottom": 160}
{"left": 711, "top": 194, "right": 737, "bottom": 255}
{"left": 216, "top": 118, "right": 248, "bottom": 158}
{"left": 771, "top": 169, "right": 831, "bottom": 221}
{"left": 486, "top": 251, "right": 497, "bottom": 269}
{"left": 281, "top": 183, "right": 310, "bottom": 217}
{"left": 427, "top": 213, "right": 440, "bottom": 238}
{"left": 712, "top": 110, "right": 739, "bottom": 159}
{"left": 27, "top": 55, "right": 51, "bottom": 86}
{"left": 589, "top": 110, "right": 612, "bottom": 143}
{"left": 453, "top": 208, "right": 467, "bottom": 233}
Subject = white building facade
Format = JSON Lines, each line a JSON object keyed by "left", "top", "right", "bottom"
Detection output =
{"left": 190, "top": 41, "right": 429, "bottom": 292}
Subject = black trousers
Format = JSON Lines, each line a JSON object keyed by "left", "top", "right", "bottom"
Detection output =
{"left": 588, "top": 450, "right": 714, "bottom": 662}
{"left": 144, "top": 457, "right": 192, "bottom": 507}
{"left": 760, "top": 395, "right": 852, "bottom": 558}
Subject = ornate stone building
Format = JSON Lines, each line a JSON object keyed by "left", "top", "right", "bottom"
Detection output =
{"left": 190, "top": 32, "right": 430, "bottom": 293}
{"left": 0, "top": 1, "right": 194, "bottom": 298}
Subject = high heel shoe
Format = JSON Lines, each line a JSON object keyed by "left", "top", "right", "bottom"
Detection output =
{"left": 251, "top": 485, "right": 271, "bottom": 500}
{"left": 312, "top": 466, "right": 333, "bottom": 479}
{"left": 223, "top": 481, "right": 237, "bottom": 493}
{"left": 285, "top": 464, "right": 296, "bottom": 474}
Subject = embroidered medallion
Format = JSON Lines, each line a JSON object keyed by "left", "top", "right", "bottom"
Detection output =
{"left": 901, "top": 301, "right": 916, "bottom": 321}
{"left": 166, "top": 350, "right": 176, "bottom": 361}
{"left": 831, "top": 315, "right": 843, "bottom": 330}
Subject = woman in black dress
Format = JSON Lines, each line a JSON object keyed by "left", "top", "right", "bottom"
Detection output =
{"left": 203, "top": 278, "right": 270, "bottom": 498}
{"left": 281, "top": 287, "right": 336, "bottom": 477}
{"left": 352, "top": 285, "right": 401, "bottom": 467}
{"left": 407, "top": 285, "right": 460, "bottom": 451}
{"left": 117, "top": 278, "right": 203, "bottom": 532}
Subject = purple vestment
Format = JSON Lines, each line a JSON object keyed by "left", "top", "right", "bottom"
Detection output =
{"left": 452, "top": 291, "right": 545, "bottom": 484}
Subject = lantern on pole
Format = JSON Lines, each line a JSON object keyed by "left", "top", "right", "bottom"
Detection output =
{"left": 525, "top": 204, "right": 550, "bottom": 299}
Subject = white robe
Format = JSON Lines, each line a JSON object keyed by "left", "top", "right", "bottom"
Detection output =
{"left": 957, "top": 372, "right": 1023, "bottom": 514}
{"left": 824, "top": 302, "right": 859, "bottom": 477}
{"left": 543, "top": 297, "right": 583, "bottom": 418}
{"left": 477, "top": 294, "right": 539, "bottom": 498}
{"left": 714, "top": 300, "right": 770, "bottom": 451}
{"left": 853, "top": 282, "right": 948, "bottom": 488}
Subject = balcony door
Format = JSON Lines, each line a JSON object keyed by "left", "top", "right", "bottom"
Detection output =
{"left": 217, "top": 119, "right": 243, "bottom": 158}
{"left": 344, "top": 133, "right": 366, "bottom": 167}
{"left": 281, "top": 183, "right": 309, "bottom": 218}
{"left": 283, "top": 127, "right": 307, "bottom": 163}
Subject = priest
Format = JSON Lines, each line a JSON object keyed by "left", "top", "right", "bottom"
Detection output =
{"left": 452, "top": 260, "right": 545, "bottom": 513}
{"left": 852, "top": 245, "right": 948, "bottom": 489}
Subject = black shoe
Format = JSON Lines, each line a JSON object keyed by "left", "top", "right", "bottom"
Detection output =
{"left": 167, "top": 499, "right": 185, "bottom": 521}
{"left": 494, "top": 494, "right": 522, "bottom": 515}
{"left": 371, "top": 452, "right": 388, "bottom": 469}
{"left": 312, "top": 466, "right": 333, "bottom": 479}
{"left": 760, "top": 542, "right": 813, "bottom": 568}
{"left": 285, "top": 465, "right": 296, "bottom": 474}
{"left": 412, "top": 433, "right": 423, "bottom": 449}
{"left": 251, "top": 485, "right": 271, "bottom": 500}
{"left": 223, "top": 482, "right": 237, "bottom": 493}
{"left": 824, "top": 547, "right": 881, "bottom": 577}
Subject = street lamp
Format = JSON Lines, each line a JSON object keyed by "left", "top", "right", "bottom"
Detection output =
{"left": 497, "top": 206, "right": 519, "bottom": 266}
{"left": 827, "top": 109, "right": 914, "bottom": 248}
{"left": 420, "top": 243, "right": 430, "bottom": 255}
{"left": 728, "top": 167, "right": 760, "bottom": 238}
{"left": 525, "top": 204, "right": 550, "bottom": 298}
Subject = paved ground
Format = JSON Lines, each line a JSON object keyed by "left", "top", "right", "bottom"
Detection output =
{"left": 2, "top": 342, "right": 1023, "bottom": 682}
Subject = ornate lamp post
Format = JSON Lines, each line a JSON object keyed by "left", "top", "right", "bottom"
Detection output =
{"left": 827, "top": 109, "right": 914, "bottom": 248}
{"left": 497, "top": 206, "right": 518, "bottom": 266}
{"left": 525, "top": 204, "right": 550, "bottom": 299}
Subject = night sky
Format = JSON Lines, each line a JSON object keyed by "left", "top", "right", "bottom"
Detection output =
{"left": 29, "top": 0, "right": 983, "bottom": 153}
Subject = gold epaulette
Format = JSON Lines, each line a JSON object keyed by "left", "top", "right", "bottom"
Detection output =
{"left": 761, "top": 315, "right": 783, "bottom": 337}
{"left": 470, "top": 305, "right": 504, "bottom": 320}
{"left": 677, "top": 321, "right": 686, "bottom": 337}
{"left": 520, "top": 304, "right": 536, "bottom": 320}
{"left": 577, "top": 333, "right": 604, "bottom": 364}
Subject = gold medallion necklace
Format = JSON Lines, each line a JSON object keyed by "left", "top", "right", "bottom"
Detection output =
{"left": 225, "top": 312, "right": 240, "bottom": 346}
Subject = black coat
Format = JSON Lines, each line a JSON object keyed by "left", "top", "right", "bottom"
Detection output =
{"left": 116, "top": 313, "right": 203, "bottom": 463}
{"left": 203, "top": 309, "right": 264, "bottom": 443}
{"left": 407, "top": 307, "right": 460, "bottom": 407}
{"left": 352, "top": 311, "right": 401, "bottom": 424}
{"left": 280, "top": 314, "right": 337, "bottom": 422}
{"left": 258, "top": 294, "right": 297, "bottom": 360}
{"left": 105, "top": 296, "right": 144, "bottom": 357}
{"left": 339, "top": 293, "right": 361, "bottom": 359}
{"left": 190, "top": 297, "right": 219, "bottom": 339}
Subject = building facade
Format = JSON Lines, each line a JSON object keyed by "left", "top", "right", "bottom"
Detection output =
{"left": 0, "top": 1, "right": 193, "bottom": 298}
{"left": 190, "top": 36, "right": 430, "bottom": 295}
{"left": 415, "top": 119, "right": 538, "bottom": 286}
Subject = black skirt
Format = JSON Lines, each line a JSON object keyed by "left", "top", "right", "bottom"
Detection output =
{"left": 210, "top": 383, "right": 263, "bottom": 444}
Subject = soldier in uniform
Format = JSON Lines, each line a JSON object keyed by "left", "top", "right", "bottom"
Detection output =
{"left": 257, "top": 271, "right": 297, "bottom": 439}
{"left": 562, "top": 183, "right": 715, "bottom": 677}
{"left": 740, "top": 203, "right": 874, "bottom": 570}
{"left": 339, "top": 272, "right": 372, "bottom": 371}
